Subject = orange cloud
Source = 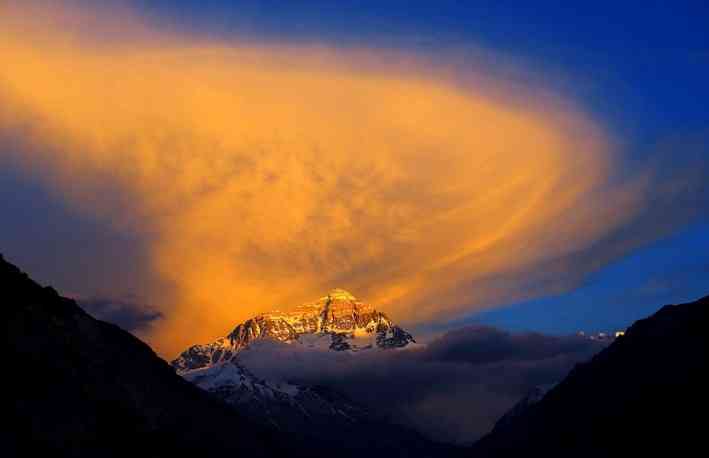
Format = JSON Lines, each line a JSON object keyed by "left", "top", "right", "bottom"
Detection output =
{"left": 0, "top": 2, "right": 648, "bottom": 356}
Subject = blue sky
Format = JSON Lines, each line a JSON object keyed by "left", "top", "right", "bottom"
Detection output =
{"left": 471, "top": 222, "right": 709, "bottom": 334}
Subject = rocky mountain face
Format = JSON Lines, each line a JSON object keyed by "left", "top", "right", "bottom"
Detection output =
{"left": 471, "top": 295, "right": 708, "bottom": 457}
{"left": 179, "top": 355, "right": 453, "bottom": 456}
{"left": 172, "top": 288, "right": 415, "bottom": 372}
{"left": 0, "top": 254, "right": 295, "bottom": 458}
{"left": 168, "top": 289, "right": 452, "bottom": 456}
{"left": 182, "top": 359, "right": 369, "bottom": 430}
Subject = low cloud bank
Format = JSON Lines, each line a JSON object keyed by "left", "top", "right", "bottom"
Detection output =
{"left": 79, "top": 296, "right": 162, "bottom": 333}
{"left": 237, "top": 325, "right": 606, "bottom": 444}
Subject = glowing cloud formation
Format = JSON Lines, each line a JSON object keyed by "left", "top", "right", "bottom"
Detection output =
{"left": 1, "top": 3, "right": 649, "bottom": 356}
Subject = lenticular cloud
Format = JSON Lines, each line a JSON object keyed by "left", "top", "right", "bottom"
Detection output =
{"left": 0, "top": 2, "right": 648, "bottom": 356}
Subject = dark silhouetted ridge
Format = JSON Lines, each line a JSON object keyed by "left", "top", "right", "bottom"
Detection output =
{"left": 471, "top": 295, "right": 708, "bottom": 457}
{"left": 0, "top": 254, "right": 293, "bottom": 458}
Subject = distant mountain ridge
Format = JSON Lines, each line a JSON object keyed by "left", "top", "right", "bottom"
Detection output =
{"left": 172, "top": 288, "right": 415, "bottom": 372}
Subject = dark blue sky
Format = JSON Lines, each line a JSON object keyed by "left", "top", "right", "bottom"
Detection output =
{"left": 2, "top": 0, "right": 707, "bottom": 336}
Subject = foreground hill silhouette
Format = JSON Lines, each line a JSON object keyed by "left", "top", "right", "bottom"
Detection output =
{"left": 4, "top": 251, "right": 705, "bottom": 457}
{"left": 1, "top": 254, "right": 295, "bottom": 457}
{"left": 1, "top": 254, "right": 453, "bottom": 458}
{"left": 471, "top": 294, "right": 708, "bottom": 457}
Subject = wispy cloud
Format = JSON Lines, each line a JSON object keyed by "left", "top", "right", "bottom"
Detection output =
{"left": 0, "top": 1, "right": 705, "bottom": 356}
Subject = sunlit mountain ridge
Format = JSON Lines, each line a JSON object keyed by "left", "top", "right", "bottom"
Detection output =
{"left": 171, "top": 288, "right": 416, "bottom": 372}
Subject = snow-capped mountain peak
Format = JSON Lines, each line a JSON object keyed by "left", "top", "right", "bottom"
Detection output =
{"left": 171, "top": 289, "right": 415, "bottom": 373}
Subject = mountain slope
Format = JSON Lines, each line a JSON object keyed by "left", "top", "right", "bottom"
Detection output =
{"left": 170, "top": 289, "right": 452, "bottom": 456}
{"left": 0, "top": 254, "right": 294, "bottom": 458}
{"left": 181, "top": 358, "right": 370, "bottom": 431}
{"left": 490, "top": 384, "right": 552, "bottom": 432}
{"left": 172, "top": 288, "right": 415, "bottom": 372}
{"left": 182, "top": 358, "right": 453, "bottom": 455}
{"left": 471, "top": 295, "right": 708, "bottom": 457}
